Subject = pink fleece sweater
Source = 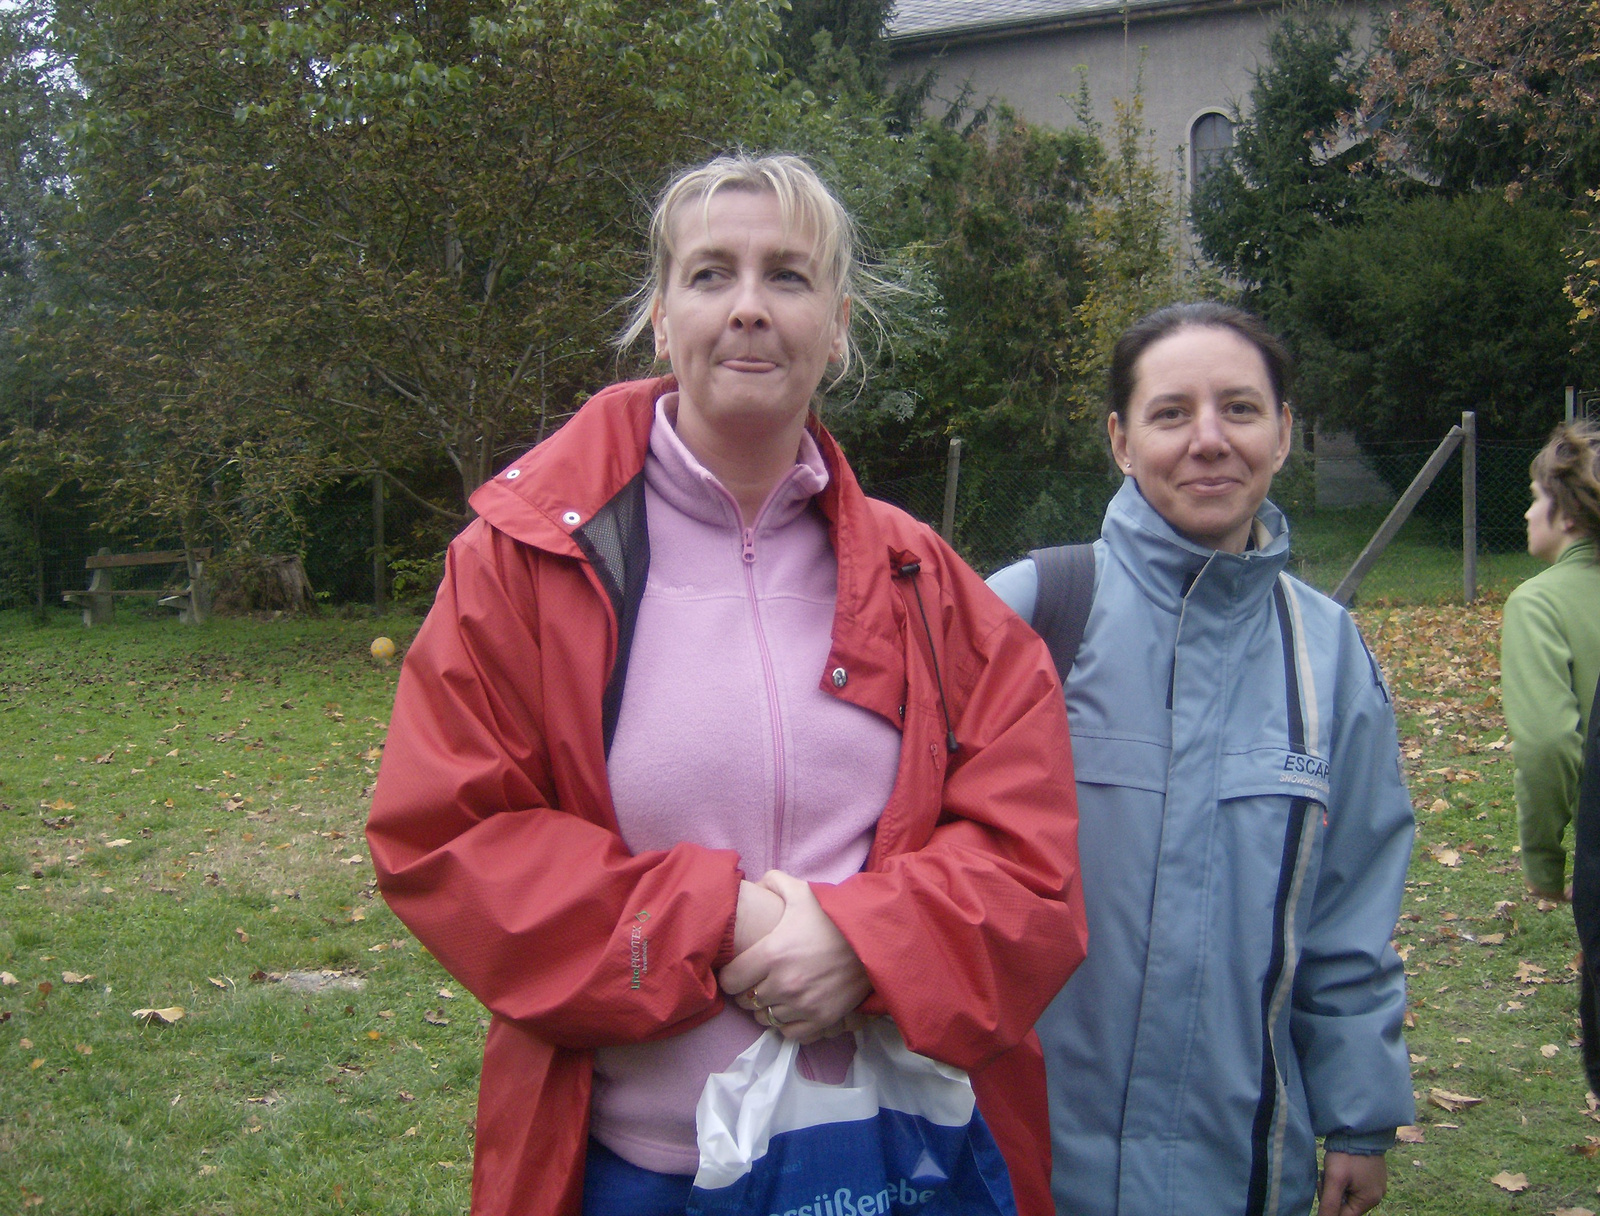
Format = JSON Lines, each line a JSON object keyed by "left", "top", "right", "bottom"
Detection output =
{"left": 590, "top": 397, "right": 903, "bottom": 1174}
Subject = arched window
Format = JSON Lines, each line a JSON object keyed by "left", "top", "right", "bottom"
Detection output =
{"left": 1190, "top": 112, "right": 1235, "bottom": 185}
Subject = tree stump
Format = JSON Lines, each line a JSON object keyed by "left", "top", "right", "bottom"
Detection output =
{"left": 211, "top": 553, "right": 317, "bottom": 615}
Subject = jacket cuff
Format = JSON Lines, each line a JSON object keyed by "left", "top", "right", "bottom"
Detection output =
{"left": 713, "top": 868, "right": 745, "bottom": 970}
{"left": 1324, "top": 1129, "right": 1397, "bottom": 1155}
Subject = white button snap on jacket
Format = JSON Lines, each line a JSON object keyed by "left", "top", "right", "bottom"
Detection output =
{"left": 504, "top": 468, "right": 520, "bottom": 479}
{"left": 831, "top": 667, "right": 848, "bottom": 688}
{"left": 561, "top": 510, "right": 582, "bottom": 527}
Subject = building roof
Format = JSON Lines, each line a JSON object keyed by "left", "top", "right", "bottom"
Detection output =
{"left": 887, "top": 0, "right": 1258, "bottom": 45}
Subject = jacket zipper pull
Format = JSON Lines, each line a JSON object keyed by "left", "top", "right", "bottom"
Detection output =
{"left": 742, "top": 529, "right": 756, "bottom": 564}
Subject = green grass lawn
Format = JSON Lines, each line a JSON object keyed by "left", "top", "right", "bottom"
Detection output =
{"left": 0, "top": 609, "right": 476, "bottom": 1215}
{"left": 1360, "top": 603, "right": 1598, "bottom": 1216}
{"left": 2, "top": 597, "right": 1597, "bottom": 1215}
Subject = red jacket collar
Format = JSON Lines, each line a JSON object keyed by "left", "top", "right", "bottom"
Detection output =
{"left": 467, "top": 376, "right": 915, "bottom": 710}
{"left": 468, "top": 376, "right": 666, "bottom": 555}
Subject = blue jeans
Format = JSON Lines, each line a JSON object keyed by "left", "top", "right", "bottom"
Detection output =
{"left": 582, "top": 1138, "right": 694, "bottom": 1216}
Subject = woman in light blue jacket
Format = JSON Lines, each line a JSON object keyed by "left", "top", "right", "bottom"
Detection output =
{"left": 990, "top": 303, "right": 1414, "bottom": 1216}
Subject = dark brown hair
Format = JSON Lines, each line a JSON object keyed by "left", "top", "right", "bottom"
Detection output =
{"left": 1108, "top": 302, "right": 1293, "bottom": 418}
{"left": 1530, "top": 419, "right": 1600, "bottom": 543}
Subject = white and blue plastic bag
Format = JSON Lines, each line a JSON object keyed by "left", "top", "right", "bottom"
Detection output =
{"left": 687, "top": 1020, "right": 1016, "bottom": 1216}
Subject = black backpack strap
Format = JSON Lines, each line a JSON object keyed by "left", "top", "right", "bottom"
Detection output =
{"left": 1027, "top": 543, "right": 1097, "bottom": 682}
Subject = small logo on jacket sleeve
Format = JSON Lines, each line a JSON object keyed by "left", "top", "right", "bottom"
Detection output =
{"left": 629, "top": 910, "right": 650, "bottom": 989}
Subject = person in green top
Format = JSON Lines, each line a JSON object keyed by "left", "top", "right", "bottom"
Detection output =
{"left": 1502, "top": 419, "right": 1600, "bottom": 901}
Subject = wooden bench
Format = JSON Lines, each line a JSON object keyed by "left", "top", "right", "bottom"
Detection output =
{"left": 63, "top": 547, "right": 212, "bottom": 626}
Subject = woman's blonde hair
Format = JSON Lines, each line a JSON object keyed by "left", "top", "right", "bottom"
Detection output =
{"left": 617, "top": 153, "right": 865, "bottom": 381}
{"left": 1531, "top": 418, "right": 1600, "bottom": 544}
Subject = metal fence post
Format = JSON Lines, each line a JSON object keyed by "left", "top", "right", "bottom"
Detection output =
{"left": 373, "top": 469, "right": 387, "bottom": 616}
{"left": 1568, "top": 386, "right": 1578, "bottom": 424}
{"left": 1332, "top": 424, "right": 1464, "bottom": 606}
{"left": 940, "top": 437, "right": 963, "bottom": 544}
{"left": 1461, "top": 410, "right": 1476, "bottom": 605}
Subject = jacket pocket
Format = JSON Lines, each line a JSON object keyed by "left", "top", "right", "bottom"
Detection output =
{"left": 1219, "top": 746, "right": 1330, "bottom": 806}
{"left": 1068, "top": 731, "right": 1169, "bottom": 794}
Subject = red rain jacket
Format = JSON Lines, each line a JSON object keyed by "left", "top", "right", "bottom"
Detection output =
{"left": 367, "top": 377, "right": 1086, "bottom": 1216}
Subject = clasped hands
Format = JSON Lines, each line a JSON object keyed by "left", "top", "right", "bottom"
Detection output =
{"left": 719, "top": 870, "right": 872, "bottom": 1044}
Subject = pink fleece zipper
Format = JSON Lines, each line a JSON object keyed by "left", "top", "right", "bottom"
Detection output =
{"left": 741, "top": 522, "right": 787, "bottom": 870}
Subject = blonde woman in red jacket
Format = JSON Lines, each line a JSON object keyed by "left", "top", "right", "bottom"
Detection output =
{"left": 365, "top": 154, "right": 1086, "bottom": 1216}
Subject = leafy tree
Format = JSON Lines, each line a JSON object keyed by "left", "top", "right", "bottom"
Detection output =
{"left": 1362, "top": 0, "right": 1600, "bottom": 342}
{"left": 1189, "top": 11, "right": 1386, "bottom": 322}
{"left": 1286, "top": 193, "right": 1598, "bottom": 444}
{"left": 0, "top": 2, "right": 66, "bottom": 320}
{"left": 1362, "top": 0, "right": 1600, "bottom": 198}
{"left": 28, "top": 0, "right": 341, "bottom": 554}
{"left": 34, "top": 0, "right": 788, "bottom": 546}
{"left": 0, "top": 2, "right": 86, "bottom": 616}
{"left": 822, "top": 105, "right": 1100, "bottom": 484}
{"left": 773, "top": 0, "right": 927, "bottom": 130}
{"left": 777, "top": 0, "right": 893, "bottom": 91}
{"left": 1070, "top": 81, "right": 1191, "bottom": 424}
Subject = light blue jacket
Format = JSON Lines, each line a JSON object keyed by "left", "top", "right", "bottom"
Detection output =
{"left": 990, "top": 480, "right": 1414, "bottom": 1216}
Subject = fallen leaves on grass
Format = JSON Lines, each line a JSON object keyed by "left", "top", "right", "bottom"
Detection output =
{"left": 234, "top": 927, "right": 249, "bottom": 944}
{"left": 1, "top": 972, "right": 16, "bottom": 986}
{"left": 423, "top": 1009, "right": 450, "bottom": 1026}
{"left": 1541, "top": 1044, "right": 1561, "bottom": 1058}
{"left": 1515, "top": 961, "right": 1548, "bottom": 983}
{"left": 105, "top": 838, "right": 131, "bottom": 848}
{"left": 1489, "top": 1171, "right": 1527, "bottom": 1192}
{"left": 1396, "top": 1125, "right": 1425, "bottom": 1144}
{"left": 1553, "top": 1207, "right": 1594, "bottom": 1216}
{"left": 132, "top": 1006, "right": 185, "bottom": 1025}
{"left": 61, "top": 971, "right": 91, "bottom": 985}
{"left": 1429, "top": 1088, "right": 1484, "bottom": 1113}
{"left": 1430, "top": 844, "right": 1461, "bottom": 867}
{"left": 1478, "top": 933, "right": 1505, "bottom": 945}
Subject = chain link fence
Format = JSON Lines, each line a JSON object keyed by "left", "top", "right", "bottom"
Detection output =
{"left": 1313, "top": 436, "right": 1542, "bottom": 553}
{"left": 0, "top": 429, "right": 1554, "bottom": 615}
{"left": 0, "top": 481, "right": 449, "bottom": 617}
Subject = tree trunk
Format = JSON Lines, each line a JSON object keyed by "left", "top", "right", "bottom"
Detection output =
{"left": 30, "top": 504, "right": 45, "bottom": 625}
